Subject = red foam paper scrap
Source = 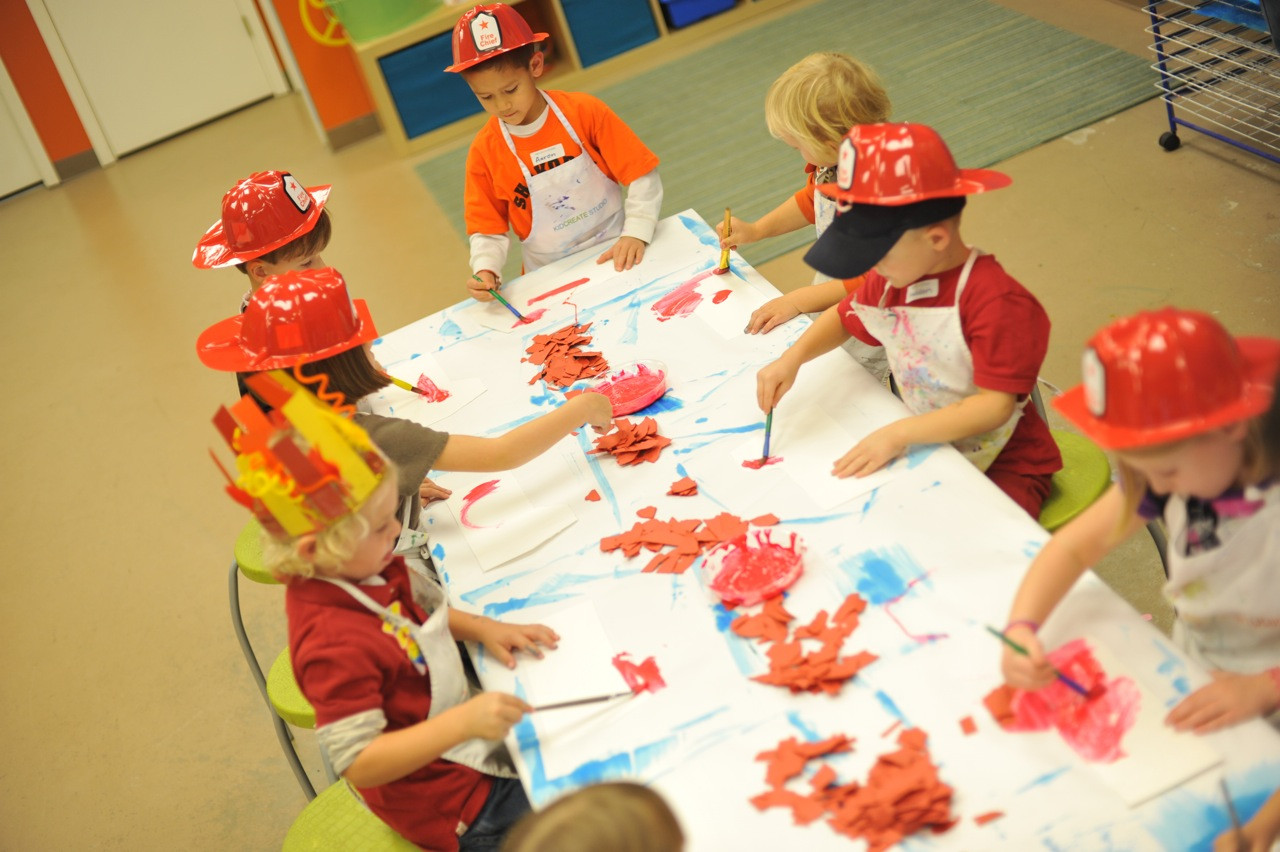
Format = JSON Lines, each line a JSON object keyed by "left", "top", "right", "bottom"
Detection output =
{"left": 974, "top": 811, "right": 1004, "bottom": 826}
{"left": 959, "top": 716, "right": 977, "bottom": 736}
{"left": 738, "top": 591, "right": 876, "bottom": 696}
{"left": 751, "top": 513, "right": 781, "bottom": 526}
{"left": 667, "top": 476, "right": 698, "bottom": 496}
{"left": 982, "top": 684, "right": 1018, "bottom": 730}
{"left": 590, "top": 417, "right": 672, "bottom": 466}
{"left": 601, "top": 510, "right": 783, "bottom": 577}
{"left": 523, "top": 322, "right": 610, "bottom": 389}
{"left": 636, "top": 506, "right": 657, "bottom": 519}
{"left": 584, "top": 489, "right": 601, "bottom": 502}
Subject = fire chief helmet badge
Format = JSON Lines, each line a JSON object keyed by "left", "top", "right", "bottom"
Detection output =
{"left": 470, "top": 11, "right": 502, "bottom": 53}
{"left": 1082, "top": 347, "right": 1106, "bottom": 418}
{"left": 836, "top": 136, "right": 856, "bottom": 192}
{"left": 281, "top": 173, "right": 311, "bottom": 214}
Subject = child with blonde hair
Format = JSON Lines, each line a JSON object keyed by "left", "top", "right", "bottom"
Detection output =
{"left": 501, "top": 782, "right": 684, "bottom": 852}
{"left": 716, "top": 52, "right": 891, "bottom": 379}
{"left": 1001, "top": 309, "right": 1280, "bottom": 737}
{"left": 212, "top": 372, "right": 550, "bottom": 849}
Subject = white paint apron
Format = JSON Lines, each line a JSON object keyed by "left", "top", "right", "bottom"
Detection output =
{"left": 393, "top": 498, "right": 436, "bottom": 584}
{"left": 321, "top": 576, "right": 517, "bottom": 778}
{"left": 1162, "top": 487, "right": 1280, "bottom": 674}
{"left": 502, "top": 93, "right": 624, "bottom": 272}
{"left": 849, "top": 248, "right": 1023, "bottom": 471}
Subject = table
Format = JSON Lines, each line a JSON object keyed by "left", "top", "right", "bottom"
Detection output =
{"left": 368, "top": 211, "right": 1280, "bottom": 850}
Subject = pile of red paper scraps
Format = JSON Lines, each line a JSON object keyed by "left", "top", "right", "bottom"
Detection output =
{"left": 731, "top": 593, "right": 878, "bottom": 695}
{"left": 590, "top": 417, "right": 671, "bottom": 465}
{"left": 751, "top": 728, "right": 955, "bottom": 851}
{"left": 600, "top": 510, "right": 780, "bottom": 574}
{"left": 666, "top": 476, "right": 698, "bottom": 496}
{"left": 523, "top": 322, "right": 609, "bottom": 389}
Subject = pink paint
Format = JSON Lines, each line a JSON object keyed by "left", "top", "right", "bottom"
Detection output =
{"left": 712, "top": 289, "right": 732, "bottom": 304}
{"left": 513, "top": 307, "right": 548, "bottom": 327}
{"left": 611, "top": 653, "right": 666, "bottom": 694}
{"left": 884, "top": 575, "right": 949, "bottom": 644}
{"left": 595, "top": 362, "right": 667, "bottom": 416}
{"left": 414, "top": 374, "right": 451, "bottom": 402}
{"left": 742, "top": 455, "right": 784, "bottom": 470}
{"left": 528, "top": 277, "right": 590, "bottom": 304}
{"left": 459, "top": 479, "right": 501, "bottom": 529}
{"left": 651, "top": 269, "right": 717, "bottom": 322}
{"left": 705, "top": 529, "right": 805, "bottom": 606}
{"left": 1003, "top": 638, "right": 1140, "bottom": 763}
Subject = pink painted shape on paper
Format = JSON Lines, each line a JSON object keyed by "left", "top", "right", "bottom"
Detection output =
{"left": 712, "top": 289, "right": 732, "bottom": 304}
{"left": 1004, "top": 638, "right": 1140, "bottom": 763}
{"left": 414, "top": 374, "right": 451, "bottom": 402}
{"left": 651, "top": 269, "right": 717, "bottom": 322}
{"left": 528, "top": 277, "right": 590, "bottom": 304}
{"left": 884, "top": 575, "right": 949, "bottom": 644}
{"left": 611, "top": 652, "right": 666, "bottom": 694}
{"left": 513, "top": 307, "right": 548, "bottom": 327}
{"left": 742, "top": 455, "right": 784, "bottom": 470}
{"left": 459, "top": 479, "right": 501, "bottom": 529}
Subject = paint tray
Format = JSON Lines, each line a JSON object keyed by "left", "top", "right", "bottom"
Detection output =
{"left": 700, "top": 526, "right": 805, "bottom": 607}
{"left": 590, "top": 360, "right": 668, "bottom": 416}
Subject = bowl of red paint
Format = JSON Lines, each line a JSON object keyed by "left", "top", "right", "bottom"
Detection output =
{"left": 592, "top": 360, "right": 668, "bottom": 416}
{"left": 701, "top": 527, "right": 805, "bottom": 607}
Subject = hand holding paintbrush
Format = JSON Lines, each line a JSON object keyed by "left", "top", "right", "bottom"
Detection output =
{"left": 987, "top": 625, "right": 1101, "bottom": 699}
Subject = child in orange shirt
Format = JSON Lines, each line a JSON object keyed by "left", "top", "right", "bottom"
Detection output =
{"left": 446, "top": 4, "right": 662, "bottom": 301}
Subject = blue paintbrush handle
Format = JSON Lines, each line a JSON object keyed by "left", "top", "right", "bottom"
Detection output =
{"left": 762, "top": 409, "right": 773, "bottom": 459}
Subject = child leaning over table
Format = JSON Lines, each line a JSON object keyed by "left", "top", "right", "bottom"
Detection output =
{"left": 1000, "top": 309, "right": 1280, "bottom": 739}
{"left": 756, "top": 123, "right": 1061, "bottom": 518}
{"left": 211, "top": 372, "right": 553, "bottom": 850}
{"left": 447, "top": 3, "right": 662, "bottom": 301}
{"left": 501, "top": 781, "right": 684, "bottom": 851}
{"left": 196, "top": 267, "right": 614, "bottom": 579}
{"left": 715, "top": 51, "right": 892, "bottom": 382}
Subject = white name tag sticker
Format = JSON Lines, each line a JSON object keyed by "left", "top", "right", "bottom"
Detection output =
{"left": 906, "top": 278, "right": 940, "bottom": 303}
{"left": 531, "top": 144, "right": 566, "bottom": 167}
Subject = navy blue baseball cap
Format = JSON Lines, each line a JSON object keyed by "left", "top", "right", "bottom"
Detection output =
{"left": 803, "top": 196, "right": 966, "bottom": 280}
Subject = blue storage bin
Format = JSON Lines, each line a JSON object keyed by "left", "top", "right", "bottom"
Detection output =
{"left": 661, "top": 0, "right": 736, "bottom": 29}
{"left": 378, "top": 32, "right": 482, "bottom": 139}
{"left": 562, "top": 0, "right": 659, "bottom": 67}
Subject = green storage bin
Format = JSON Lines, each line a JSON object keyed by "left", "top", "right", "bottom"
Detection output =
{"left": 325, "top": 0, "right": 441, "bottom": 44}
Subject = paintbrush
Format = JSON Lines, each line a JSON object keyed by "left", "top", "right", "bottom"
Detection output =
{"left": 385, "top": 374, "right": 423, "bottom": 395}
{"left": 762, "top": 408, "right": 774, "bottom": 462}
{"left": 715, "top": 207, "right": 731, "bottom": 274}
{"left": 472, "top": 274, "right": 527, "bottom": 323}
{"left": 530, "top": 690, "right": 635, "bottom": 713}
{"left": 1221, "top": 778, "right": 1243, "bottom": 842}
{"left": 985, "top": 625, "right": 1094, "bottom": 698}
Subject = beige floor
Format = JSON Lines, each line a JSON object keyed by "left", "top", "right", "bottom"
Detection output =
{"left": 0, "top": 0, "right": 1276, "bottom": 848}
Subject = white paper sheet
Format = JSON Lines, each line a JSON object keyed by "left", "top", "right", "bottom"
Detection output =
{"left": 693, "top": 267, "right": 769, "bottom": 340}
{"left": 442, "top": 472, "right": 577, "bottom": 572}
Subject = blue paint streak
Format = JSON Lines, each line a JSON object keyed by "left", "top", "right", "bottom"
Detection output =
{"left": 458, "top": 566, "right": 540, "bottom": 606}
{"left": 431, "top": 543, "right": 445, "bottom": 562}
{"left": 673, "top": 705, "right": 729, "bottom": 732}
{"left": 479, "top": 571, "right": 612, "bottom": 618}
{"left": 786, "top": 711, "right": 821, "bottom": 742}
{"left": 678, "top": 213, "right": 721, "bottom": 250}
{"left": 439, "top": 317, "right": 463, "bottom": 338}
{"left": 1147, "top": 764, "right": 1279, "bottom": 852}
{"left": 836, "top": 544, "right": 924, "bottom": 605}
{"left": 778, "top": 512, "right": 855, "bottom": 525}
{"left": 875, "top": 689, "right": 908, "bottom": 724}
{"left": 695, "top": 417, "right": 708, "bottom": 424}
{"left": 1017, "top": 766, "right": 1069, "bottom": 793}
{"left": 903, "top": 444, "right": 938, "bottom": 469}
{"left": 711, "top": 602, "right": 736, "bottom": 633}
{"left": 676, "top": 422, "right": 764, "bottom": 439}
{"left": 1152, "top": 638, "right": 1193, "bottom": 702}
{"left": 575, "top": 429, "right": 621, "bottom": 525}
{"left": 676, "top": 463, "right": 689, "bottom": 478}
{"left": 861, "top": 488, "right": 879, "bottom": 516}
{"left": 635, "top": 393, "right": 683, "bottom": 415}
{"left": 1022, "top": 539, "right": 1045, "bottom": 559}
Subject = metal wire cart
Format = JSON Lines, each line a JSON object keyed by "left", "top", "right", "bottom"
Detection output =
{"left": 1146, "top": 0, "right": 1280, "bottom": 163}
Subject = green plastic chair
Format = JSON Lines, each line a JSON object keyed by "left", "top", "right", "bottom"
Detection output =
{"left": 269, "top": 649, "right": 317, "bottom": 729}
{"left": 1039, "top": 429, "right": 1112, "bottom": 531}
{"left": 282, "top": 780, "right": 418, "bottom": 852}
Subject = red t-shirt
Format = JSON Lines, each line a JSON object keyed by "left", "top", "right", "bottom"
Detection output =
{"left": 286, "top": 559, "right": 491, "bottom": 851}
{"left": 464, "top": 90, "right": 659, "bottom": 241}
{"left": 837, "top": 254, "right": 1061, "bottom": 476}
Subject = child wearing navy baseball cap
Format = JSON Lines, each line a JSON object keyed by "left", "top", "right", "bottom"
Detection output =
{"left": 757, "top": 123, "right": 1061, "bottom": 517}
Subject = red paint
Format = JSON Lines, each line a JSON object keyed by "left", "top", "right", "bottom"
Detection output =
{"left": 706, "top": 528, "right": 805, "bottom": 606}
{"left": 974, "top": 811, "right": 1004, "bottom": 826}
{"left": 996, "top": 638, "right": 1140, "bottom": 763}
{"left": 884, "top": 575, "right": 949, "bottom": 644}
{"left": 742, "top": 455, "right": 784, "bottom": 470}
{"left": 528, "top": 277, "right": 590, "bottom": 304}
{"left": 596, "top": 362, "right": 667, "bottom": 415}
{"left": 513, "top": 307, "right": 548, "bottom": 327}
{"left": 611, "top": 653, "right": 666, "bottom": 694}
{"left": 459, "top": 479, "right": 501, "bottom": 529}
{"left": 651, "top": 269, "right": 717, "bottom": 322}
{"left": 414, "top": 374, "right": 451, "bottom": 402}
{"left": 713, "top": 289, "right": 732, "bottom": 304}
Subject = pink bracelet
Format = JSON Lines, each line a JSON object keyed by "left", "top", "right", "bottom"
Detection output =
{"left": 1003, "top": 619, "right": 1040, "bottom": 635}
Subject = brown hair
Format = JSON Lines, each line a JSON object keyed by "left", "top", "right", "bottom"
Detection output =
{"left": 765, "top": 52, "right": 891, "bottom": 163}
{"left": 235, "top": 209, "right": 333, "bottom": 276}
{"left": 501, "top": 782, "right": 683, "bottom": 852}
{"left": 296, "top": 345, "right": 390, "bottom": 405}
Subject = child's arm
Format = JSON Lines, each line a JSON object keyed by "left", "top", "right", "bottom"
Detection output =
{"left": 434, "top": 392, "right": 613, "bottom": 471}
{"left": 747, "top": 279, "right": 852, "bottom": 334}
{"left": 418, "top": 476, "right": 453, "bottom": 506}
{"left": 597, "top": 169, "right": 663, "bottom": 272}
{"left": 1001, "top": 485, "right": 1143, "bottom": 687}
{"left": 756, "top": 306, "right": 850, "bottom": 411}
{"left": 342, "top": 692, "right": 531, "bottom": 788}
{"left": 449, "top": 609, "right": 560, "bottom": 668}
{"left": 1214, "top": 788, "right": 1280, "bottom": 851}
{"left": 832, "top": 386, "right": 1018, "bottom": 478}
{"left": 716, "top": 197, "right": 810, "bottom": 249}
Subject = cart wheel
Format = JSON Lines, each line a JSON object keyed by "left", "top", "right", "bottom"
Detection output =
{"left": 1159, "top": 131, "right": 1181, "bottom": 151}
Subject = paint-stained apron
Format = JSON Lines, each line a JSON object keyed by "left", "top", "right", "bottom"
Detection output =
{"left": 319, "top": 576, "right": 518, "bottom": 778}
{"left": 502, "top": 93, "right": 624, "bottom": 272}
{"left": 393, "top": 498, "right": 436, "bottom": 583}
{"left": 849, "top": 248, "right": 1023, "bottom": 471}
{"left": 1162, "top": 487, "right": 1280, "bottom": 674}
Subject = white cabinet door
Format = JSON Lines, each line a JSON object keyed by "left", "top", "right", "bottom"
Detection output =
{"left": 0, "top": 78, "right": 44, "bottom": 198}
{"left": 39, "top": 0, "right": 283, "bottom": 156}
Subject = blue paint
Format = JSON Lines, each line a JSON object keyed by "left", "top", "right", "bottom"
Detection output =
{"left": 1144, "top": 762, "right": 1280, "bottom": 850}
{"left": 1022, "top": 539, "right": 1045, "bottom": 559}
{"left": 676, "top": 463, "right": 689, "bottom": 478}
{"left": 677, "top": 422, "right": 764, "bottom": 439}
{"left": 903, "top": 444, "right": 938, "bottom": 469}
{"left": 673, "top": 705, "right": 729, "bottom": 732}
{"left": 695, "top": 417, "right": 708, "bottom": 424}
{"left": 778, "top": 512, "right": 854, "bottom": 525}
{"left": 486, "top": 410, "right": 547, "bottom": 432}
{"left": 677, "top": 213, "right": 721, "bottom": 250}
{"left": 431, "top": 543, "right": 445, "bottom": 562}
{"left": 618, "top": 294, "right": 643, "bottom": 345}
{"left": 786, "top": 711, "right": 821, "bottom": 742}
{"left": 711, "top": 602, "right": 736, "bottom": 633}
{"left": 1016, "top": 766, "right": 1069, "bottom": 793}
{"left": 875, "top": 689, "right": 908, "bottom": 724}
{"left": 439, "top": 317, "right": 463, "bottom": 338}
{"left": 479, "top": 571, "right": 613, "bottom": 618}
{"left": 835, "top": 544, "right": 924, "bottom": 605}
{"left": 1152, "top": 638, "right": 1193, "bottom": 701}
{"left": 529, "top": 388, "right": 561, "bottom": 407}
{"left": 635, "top": 393, "right": 683, "bottom": 415}
{"left": 861, "top": 488, "right": 879, "bottom": 516}
{"left": 575, "top": 429, "right": 621, "bottom": 525}
{"left": 459, "top": 566, "right": 540, "bottom": 606}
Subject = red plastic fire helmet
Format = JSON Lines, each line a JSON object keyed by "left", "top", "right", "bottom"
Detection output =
{"left": 192, "top": 171, "right": 332, "bottom": 269}
{"left": 444, "top": 3, "right": 547, "bottom": 73}
{"left": 1055, "top": 308, "right": 1280, "bottom": 450}
{"left": 817, "top": 123, "right": 1012, "bottom": 206}
{"left": 196, "top": 267, "right": 378, "bottom": 372}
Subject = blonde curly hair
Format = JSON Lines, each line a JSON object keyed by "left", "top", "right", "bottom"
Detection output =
{"left": 765, "top": 52, "right": 891, "bottom": 163}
